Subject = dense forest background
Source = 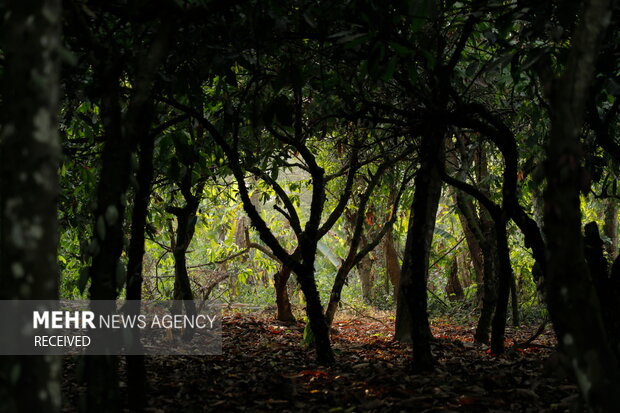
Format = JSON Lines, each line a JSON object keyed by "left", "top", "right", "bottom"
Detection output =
{"left": 1, "top": 0, "right": 620, "bottom": 411}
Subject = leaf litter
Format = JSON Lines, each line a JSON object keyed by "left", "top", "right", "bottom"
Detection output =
{"left": 61, "top": 311, "right": 584, "bottom": 412}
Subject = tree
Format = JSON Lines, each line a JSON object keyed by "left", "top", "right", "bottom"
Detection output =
{"left": 542, "top": 0, "right": 620, "bottom": 410}
{"left": 63, "top": 4, "right": 173, "bottom": 410}
{"left": 0, "top": 0, "right": 62, "bottom": 411}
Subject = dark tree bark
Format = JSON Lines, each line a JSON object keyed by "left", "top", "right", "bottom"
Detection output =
{"left": 398, "top": 132, "right": 444, "bottom": 371}
{"left": 84, "top": 67, "right": 126, "bottom": 411}
{"left": 584, "top": 222, "right": 620, "bottom": 356}
{"left": 124, "top": 120, "right": 156, "bottom": 411}
{"left": 490, "top": 219, "right": 514, "bottom": 354}
{"left": 0, "top": 1, "right": 62, "bottom": 411}
{"left": 543, "top": 0, "right": 620, "bottom": 410}
{"left": 84, "top": 22, "right": 170, "bottom": 412}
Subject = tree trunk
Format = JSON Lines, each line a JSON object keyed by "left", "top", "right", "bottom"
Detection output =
{"left": 456, "top": 190, "right": 498, "bottom": 344}
{"left": 395, "top": 287, "right": 414, "bottom": 342}
{"left": 510, "top": 271, "right": 520, "bottom": 327}
{"left": 445, "top": 256, "right": 464, "bottom": 301}
{"left": 274, "top": 266, "right": 296, "bottom": 322}
{"left": 85, "top": 55, "right": 125, "bottom": 413}
{"left": 358, "top": 246, "right": 374, "bottom": 304}
{"left": 169, "top": 177, "right": 204, "bottom": 341}
{"left": 584, "top": 222, "right": 620, "bottom": 357}
{"left": 397, "top": 133, "right": 444, "bottom": 371}
{"left": 543, "top": 1, "right": 620, "bottom": 410}
{"left": 383, "top": 225, "right": 401, "bottom": 297}
{"left": 326, "top": 260, "right": 354, "bottom": 326}
{"left": 604, "top": 198, "right": 618, "bottom": 261}
{"left": 490, "top": 219, "right": 514, "bottom": 354}
{"left": 469, "top": 147, "right": 499, "bottom": 344}
{"left": 297, "top": 259, "right": 334, "bottom": 364}
{"left": 0, "top": 1, "right": 62, "bottom": 411}
{"left": 125, "top": 125, "right": 155, "bottom": 411}
{"left": 455, "top": 202, "right": 484, "bottom": 298}
{"left": 474, "top": 214, "right": 497, "bottom": 344}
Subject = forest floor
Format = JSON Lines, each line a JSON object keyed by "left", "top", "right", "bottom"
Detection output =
{"left": 61, "top": 309, "right": 583, "bottom": 413}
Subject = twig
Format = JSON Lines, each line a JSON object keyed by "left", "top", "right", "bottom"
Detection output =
{"left": 426, "top": 287, "right": 451, "bottom": 309}
{"left": 512, "top": 319, "right": 549, "bottom": 349}
{"left": 428, "top": 237, "right": 465, "bottom": 269}
{"left": 187, "top": 248, "right": 250, "bottom": 269}
{"left": 339, "top": 301, "right": 391, "bottom": 327}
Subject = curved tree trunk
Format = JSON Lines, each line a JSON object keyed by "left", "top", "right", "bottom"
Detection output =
{"left": 169, "top": 177, "right": 204, "bottom": 341}
{"left": 456, "top": 190, "right": 498, "bottom": 344}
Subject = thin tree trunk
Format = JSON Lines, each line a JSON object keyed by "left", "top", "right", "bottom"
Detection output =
{"left": 604, "top": 198, "right": 618, "bottom": 261}
{"left": 169, "top": 177, "right": 204, "bottom": 341}
{"left": 0, "top": 1, "right": 62, "bottom": 410}
{"left": 125, "top": 126, "right": 155, "bottom": 411}
{"left": 358, "top": 243, "right": 374, "bottom": 303}
{"left": 456, "top": 203, "right": 484, "bottom": 297}
{"left": 510, "top": 271, "right": 520, "bottom": 327}
{"left": 445, "top": 256, "right": 464, "bottom": 301}
{"left": 490, "top": 220, "right": 513, "bottom": 354}
{"left": 384, "top": 225, "right": 401, "bottom": 297}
